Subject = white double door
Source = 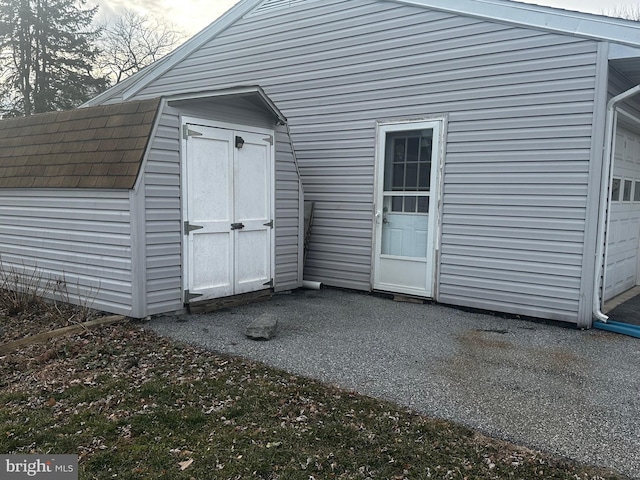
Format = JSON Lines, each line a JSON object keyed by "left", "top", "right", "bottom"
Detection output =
{"left": 373, "top": 120, "right": 442, "bottom": 298}
{"left": 183, "top": 122, "right": 273, "bottom": 302}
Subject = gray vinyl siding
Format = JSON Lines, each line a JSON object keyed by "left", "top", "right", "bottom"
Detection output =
{"left": 0, "top": 189, "right": 134, "bottom": 315}
{"left": 274, "top": 127, "right": 303, "bottom": 291}
{"left": 170, "top": 97, "right": 277, "bottom": 131}
{"left": 131, "top": 0, "right": 599, "bottom": 321}
{"left": 142, "top": 107, "right": 184, "bottom": 315}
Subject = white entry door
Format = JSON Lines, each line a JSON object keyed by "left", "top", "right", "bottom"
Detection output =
{"left": 183, "top": 123, "right": 273, "bottom": 302}
{"left": 373, "top": 120, "right": 442, "bottom": 297}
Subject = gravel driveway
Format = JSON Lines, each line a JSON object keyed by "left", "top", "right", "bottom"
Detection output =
{"left": 147, "top": 288, "right": 640, "bottom": 478}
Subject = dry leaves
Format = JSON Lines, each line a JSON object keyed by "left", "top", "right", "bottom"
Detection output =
{"left": 178, "top": 458, "right": 193, "bottom": 471}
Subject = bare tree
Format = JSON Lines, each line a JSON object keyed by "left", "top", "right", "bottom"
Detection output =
{"left": 97, "top": 9, "right": 185, "bottom": 85}
{"left": 606, "top": 5, "right": 640, "bottom": 21}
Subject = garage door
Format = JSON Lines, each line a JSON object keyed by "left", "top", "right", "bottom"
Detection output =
{"left": 605, "top": 126, "right": 640, "bottom": 301}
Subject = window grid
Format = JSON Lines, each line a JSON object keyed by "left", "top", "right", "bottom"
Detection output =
{"left": 388, "top": 134, "right": 432, "bottom": 213}
{"left": 623, "top": 179, "right": 633, "bottom": 202}
{"left": 611, "top": 178, "right": 621, "bottom": 202}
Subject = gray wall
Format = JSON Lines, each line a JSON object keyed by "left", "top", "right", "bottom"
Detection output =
{"left": 139, "top": 99, "right": 302, "bottom": 315}
{"left": 140, "top": 107, "right": 184, "bottom": 316}
{"left": 0, "top": 190, "right": 134, "bottom": 315}
{"left": 274, "top": 128, "right": 304, "bottom": 291}
{"left": 122, "top": 0, "right": 600, "bottom": 322}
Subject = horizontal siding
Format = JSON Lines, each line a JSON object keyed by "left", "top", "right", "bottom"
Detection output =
{"left": 0, "top": 189, "right": 133, "bottom": 315}
{"left": 143, "top": 109, "right": 184, "bottom": 315}
{"left": 133, "top": 0, "right": 600, "bottom": 321}
{"left": 275, "top": 127, "right": 303, "bottom": 291}
{"left": 170, "top": 97, "right": 276, "bottom": 131}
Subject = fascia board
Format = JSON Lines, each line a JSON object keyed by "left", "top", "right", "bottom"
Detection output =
{"left": 395, "top": 0, "right": 640, "bottom": 47}
{"left": 166, "top": 86, "right": 288, "bottom": 124}
{"left": 609, "top": 43, "right": 640, "bottom": 60}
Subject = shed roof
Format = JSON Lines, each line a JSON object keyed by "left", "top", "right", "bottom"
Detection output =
{"left": 0, "top": 98, "right": 160, "bottom": 189}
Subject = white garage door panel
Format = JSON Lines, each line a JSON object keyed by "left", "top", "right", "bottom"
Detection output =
{"left": 605, "top": 126, "right": 640, "bottom": 301}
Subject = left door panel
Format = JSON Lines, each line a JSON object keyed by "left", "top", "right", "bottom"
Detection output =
{"left": 186, "top": 126, "right": 235, "bottom": 300}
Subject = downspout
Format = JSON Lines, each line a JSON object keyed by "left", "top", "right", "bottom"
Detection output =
{"left": 285, "top": 122, "right": 307, "bottom": 289}
{"left": 593, "top": 84, "right": 640, "bottom": 322}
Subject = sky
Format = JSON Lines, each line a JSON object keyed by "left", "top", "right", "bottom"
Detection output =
{"left": 91, "top": 0, "right": 640, "bottom": 37}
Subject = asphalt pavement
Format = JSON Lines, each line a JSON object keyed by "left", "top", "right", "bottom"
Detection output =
{"left": 146, "top": 288, "right": 640, "bottom": 478}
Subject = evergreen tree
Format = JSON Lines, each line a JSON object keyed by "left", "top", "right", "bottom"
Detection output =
{"left": 0, "top": 0, "right": 108, "bottom": 117}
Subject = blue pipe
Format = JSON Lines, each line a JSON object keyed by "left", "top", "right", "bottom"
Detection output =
{"left": 593, "top": 320, "right": 640, "bottom": 339}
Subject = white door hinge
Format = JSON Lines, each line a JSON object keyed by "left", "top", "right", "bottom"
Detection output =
{"left": 183, "top": 125, "right": 203, "bottom": 139}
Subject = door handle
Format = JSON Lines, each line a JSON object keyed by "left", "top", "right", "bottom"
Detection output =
{"left": 231, "top": 223, "right": 245, "bottom": 230}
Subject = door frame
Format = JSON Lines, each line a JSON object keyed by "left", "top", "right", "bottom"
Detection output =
{"left": 180, "top": 116, "right": 276, "bottom": 302}
{"left": 371, "top": 116, "right": 446, "bottom": 298}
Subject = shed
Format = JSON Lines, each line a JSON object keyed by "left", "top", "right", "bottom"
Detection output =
{"left": 29, "top": 0, "right": 640, "bottom": 328}
{"left": 0, "top": 86, "right": 304, "bottom": 318}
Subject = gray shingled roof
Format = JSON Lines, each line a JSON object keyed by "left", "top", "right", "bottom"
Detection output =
{"left": 0, "top": 98, "right": 161, "bottom": 189}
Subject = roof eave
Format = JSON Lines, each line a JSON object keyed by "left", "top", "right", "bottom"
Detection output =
{"left": 396, "top": 0, "right": 640, "bottom": 47}
{"left": 165, "top": 86, "right": 288, "bottom": 125}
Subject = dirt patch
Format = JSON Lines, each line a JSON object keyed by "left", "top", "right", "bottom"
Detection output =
{"left": 456, "top": 329, "right": 514, "bottom": 350}
{"left": 0, "top": 293, "right": 104, "bottom": 345}
{"left": 1, "top": 309, "right": 76, "bottom": 344}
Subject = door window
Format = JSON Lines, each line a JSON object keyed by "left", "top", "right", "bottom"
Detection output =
{"left": 381, "top": 129, "right": 434, "bottom": 257}
{"left": 385, "top": 131, "right": 432, "bottom": 214}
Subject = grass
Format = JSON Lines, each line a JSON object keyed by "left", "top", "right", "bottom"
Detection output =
{"left": 0, "top": 320, "right": 629, "bottom": 480}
